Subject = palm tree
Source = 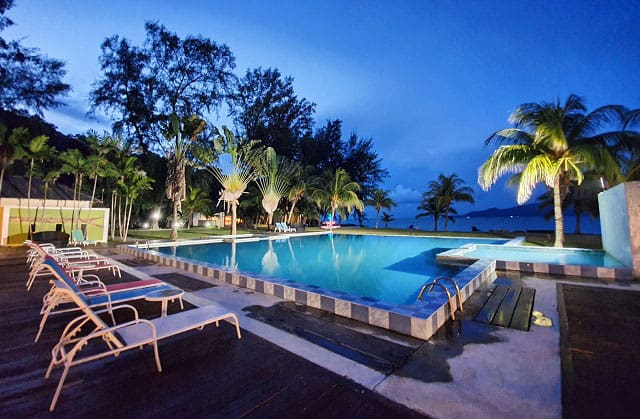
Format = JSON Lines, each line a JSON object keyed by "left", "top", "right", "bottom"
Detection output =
{"left": 181, "top": 186, "right": 213, "bottom": 228}
{"left": 381, "top": 211, "right": 394, "bottom": 229}
{"left": 0, "top": 125, "right": 27, "bottom": 196}
{"left": 366, "top": 189, "right": 396, "bottom": 229}
{"left": 117, "top": 168, "right": 153, "bottom": 241}
{"left": 478, "top": 95, "right": 622, "bottom": 247}
{"left": 286, "top": 164, "right": 312, "bottom": 225}
{"left": 18, "top": 134, "right": 52, "bottom": 234}
{"left": 164, "top": 114, "right": 207, "bottom": 240}
{"left": 416, "top": 195, "right": 447, "bottom": 231}
{"left": 39, "top": 167, "right": 61, "bottom": 229}
{"left": 193, "top": 125, "right": 260, "bottom": 237}
{"left": 85, "top": 132, "right": 117, "bottom": 211}
{"left": 425, "top": 173, "right": 474, "bottom": 231}
{"left": 60, "top": 148, "right": 89, "bottom": 230}
{"left": 537, "top": 176, "right": 600, "bottom": 235}
{"left": 254, "top": 147, "right": 293, "bottom": 227}
{"left": 309, "top": 168, "right": 364, "bottom": 231}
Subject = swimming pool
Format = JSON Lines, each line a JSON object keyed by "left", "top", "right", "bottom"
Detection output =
{"left": 152, "top": 234, "right": 505, "bottom": 305}
{"left": 443, "top": 244, "right": 626, "bottom": 268}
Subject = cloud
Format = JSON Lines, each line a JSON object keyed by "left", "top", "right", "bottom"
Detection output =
{"left": 389, "top": 184, "right": 421, "bottom": 204}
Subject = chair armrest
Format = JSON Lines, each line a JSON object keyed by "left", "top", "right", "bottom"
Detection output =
{"left": 93, "top": 304, "right": 139, "bottom": 320}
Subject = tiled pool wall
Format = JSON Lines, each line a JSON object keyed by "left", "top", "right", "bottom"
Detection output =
{"left": 120, "top": 244, "right": 497, "bottom": 340}
{"left": 437, "top": 245, "right": 634, "bottom": 281}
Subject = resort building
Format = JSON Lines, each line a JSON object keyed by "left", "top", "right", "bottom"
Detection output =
{"left": 0, "top": 176, "right": 109, "bottom": 246}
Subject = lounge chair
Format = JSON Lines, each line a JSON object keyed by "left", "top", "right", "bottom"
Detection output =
{"left": 274, "top": 222, "right": 284, "bottom": 232}
{"left": 27, "top": 253, "right": 121, "bottom": 290}
{"left": 35, "top": 257, "right": 173, "bottom": 342}
{"left": 281, "top": 222, "right": 296, "bottom": 232}
{"left": 42, "top": 261, "right": 241, "bottom": 411}
{"left": 71, "top": 229, "right": 97, "bottom": 246}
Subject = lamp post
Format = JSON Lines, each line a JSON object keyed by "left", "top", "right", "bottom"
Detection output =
{"left": 151, "top": 210, "right": 161, "bottom": 230}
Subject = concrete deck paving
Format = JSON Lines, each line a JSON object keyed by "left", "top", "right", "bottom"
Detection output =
{"left": 3, "top": 245, "right": 640, "bottom": 418}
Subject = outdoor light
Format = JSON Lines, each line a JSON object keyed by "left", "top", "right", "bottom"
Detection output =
{"left": 142, "top": 222, "right": 149, "bottom": 229}
{"left": 150, "top": 210, "right": 161, "bottom": 229}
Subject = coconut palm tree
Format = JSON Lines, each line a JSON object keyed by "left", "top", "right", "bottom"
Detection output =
{"left": 309, "top": 168, "right": 364, "bottom": 231}
{"left": 366, "top": 189, "right": 396, "bottom": 229}
{"left": 39, "top": 166, "right": 61, "bottom": 228}
{"left": 416, "top": 195, "right": 447, "bottom": 231}
{"left": 193, "top": 125, "right": 260, "bottom": 237}
{"left": 18, "top": 134, "right": 52, "bottom": 235}
{"left": 381, "top": 211, "right": 394, "bottom": 229}
{"left": 117, "top": 168, "right": 153, "bottom": 241}
{"left": 254, "top": 147, "right": 293, "bottom": 227}
{"left": 286, "top": 164, "right": 312, "bottom": 225}
{"left": 60, "top": 148, "right": 90, "bottom": 230}
{"left": 478, "top": 95, "right": 622, "bottom": 247}
{"left": 181, "top": 186, "right": 213, "bottom": 228}
{"left": 0, "top": 125, "right": 27, "bottom": 196}
{"left": 425, "top": 173, "right": 474, "bottom": 231}
{"left": 85, "top": 132, "right": 118, "bottom": 210}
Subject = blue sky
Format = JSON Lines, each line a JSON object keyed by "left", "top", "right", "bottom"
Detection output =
{"left": 5, "top": 0, "right": 640, "bottom": 217}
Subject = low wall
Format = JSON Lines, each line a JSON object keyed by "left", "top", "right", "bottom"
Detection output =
{"left": 598, "top": 182, "right": 640, "bottom": 278}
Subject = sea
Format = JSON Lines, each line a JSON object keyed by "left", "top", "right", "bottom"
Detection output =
{"left": 357, "top": 215, "right": 602, "bottom": 234}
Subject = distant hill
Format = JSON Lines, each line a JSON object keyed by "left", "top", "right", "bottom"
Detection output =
{"left": 462, "top": 202, "right": 575, "bottom": 217}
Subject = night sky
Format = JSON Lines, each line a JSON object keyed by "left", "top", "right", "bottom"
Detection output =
{"left": 5, "top": 0, "right": 640, "bottom": 217}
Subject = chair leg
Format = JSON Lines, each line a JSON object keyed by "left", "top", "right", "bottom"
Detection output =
{"left": 49, "top": 363, "right": 71, "bottom": 412}
{"left": 35, "top": 307, "right": 52, "bottom": 342}
{"left": 152, "top": 341, "right": 162, "bottom": 372}
{"left": 230, "top": 314, "right": 242, "bottom": 339}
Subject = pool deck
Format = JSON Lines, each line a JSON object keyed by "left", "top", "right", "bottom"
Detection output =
{"left": 3, "top": 244, "right": 640, "bottom": 417}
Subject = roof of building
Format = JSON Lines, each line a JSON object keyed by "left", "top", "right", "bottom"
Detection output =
{"left": 1, "top": 176, "right": 94, "bottom": 202}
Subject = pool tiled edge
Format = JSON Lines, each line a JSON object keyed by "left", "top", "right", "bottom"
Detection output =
{"left": 437, "top": 244, "right": 633, "bottom": 281}
{"left": 120, "top": 245, "right": 497, "bottom": 340}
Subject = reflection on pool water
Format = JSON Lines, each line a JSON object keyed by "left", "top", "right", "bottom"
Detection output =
{"left": 457, "top": 244, "right": 626, "bottom": 268}
{"left": 153, "top": 234, "right": 505, "bottom": 305}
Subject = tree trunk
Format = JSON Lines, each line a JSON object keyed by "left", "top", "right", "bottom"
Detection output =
{"left": 76, "top": 176, "right": 83, "bottom": 230}
{"left": 375, "top": 208, "right": 380, "bottom": 229}
{"left": 170, "top": 199, "right": 179, "bottom": 239}
{"left": 444, "top": 207, "right": 449, "bottom": 231}
{"left": 433, "top": 215, "right": 439, "bottom": 232}
{"left": 231, "top": 201, "right": 238, "bottom": 236}
{"left": 0, "top": 165, "right": 4, "bottom": 196}
{"left": 110, "top": 191, "right": 116, "bottom": 240}
{"left": 267, "top": 212, "right": 273, "bottom": 228}
{"left": 288, "top": 199, "right": 298, "bottom": 225}
{"left": 553, "top": 175, "right": 564, "bottom": 247}
{"left": 27, "top": 159, "right": 34, "bottom": 235}
{"left": 330, "top": 207, "right": 336, "bottom": 232}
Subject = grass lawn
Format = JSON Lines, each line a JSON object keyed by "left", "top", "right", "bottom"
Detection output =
{"left": 125, "top": 226, "right": 603, "bottom": 249}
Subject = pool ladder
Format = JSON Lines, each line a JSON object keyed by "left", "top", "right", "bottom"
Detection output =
{"left": 417, "top": 276, "right": 463, "bottom": 320}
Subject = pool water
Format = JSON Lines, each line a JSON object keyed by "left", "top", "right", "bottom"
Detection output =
{"left": 154, "top": 234, "right": 505, "bottom": 305}
{"left": 461, "top": 244, "right": 626, "bottom": 268}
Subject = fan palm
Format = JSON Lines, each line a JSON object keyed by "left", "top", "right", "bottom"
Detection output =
{"left": 254, "top": 147, "right": 293, "bottom": 227}
{"left": 366, "top": 189, "right": 396, "bottom": 229}
{"left": 478, "top": 95, "right": 622, "bottom": 247}
{"left": 310, "top": 168, "right": 364, "bottom": 231}
{"left": 193, "top": 125, "right": 260, "bottom": 237}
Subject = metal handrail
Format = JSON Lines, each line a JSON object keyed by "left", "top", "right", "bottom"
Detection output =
{"left": 432, "top": 276, "right": 463, "bottom": 313}
{"left": 417, "top": 281, "right": 457, "bottom": 320}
